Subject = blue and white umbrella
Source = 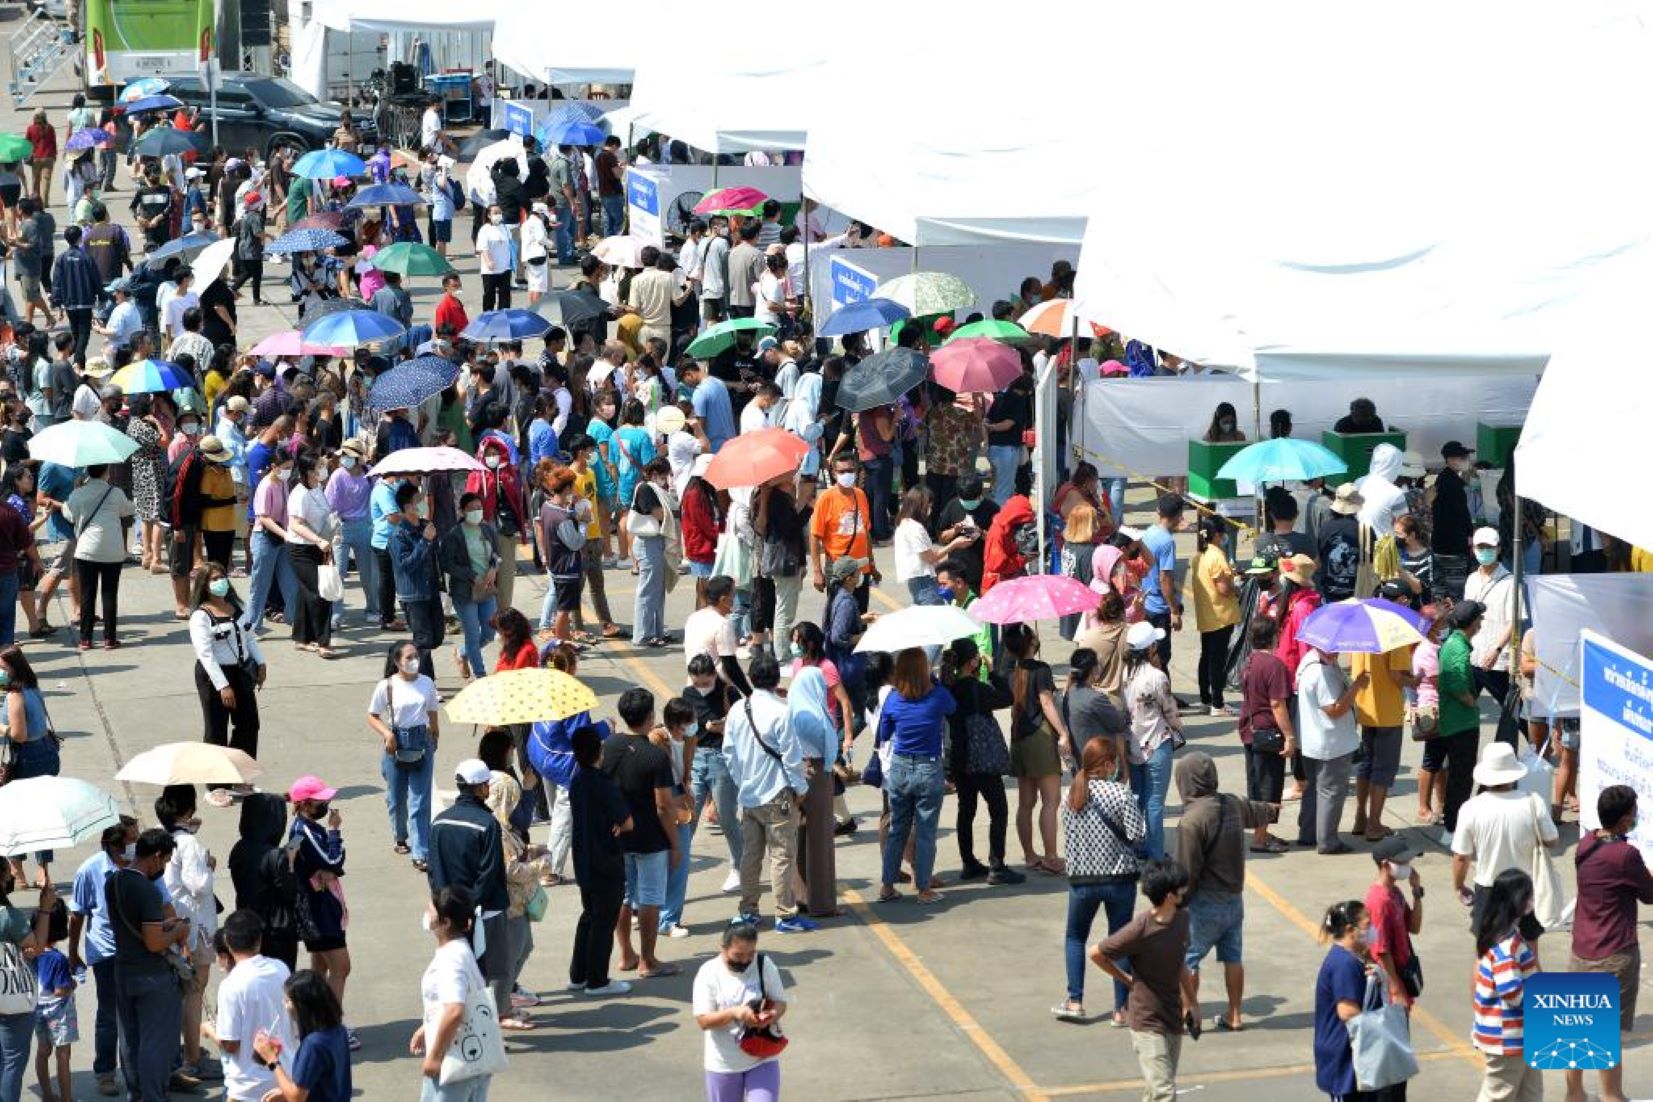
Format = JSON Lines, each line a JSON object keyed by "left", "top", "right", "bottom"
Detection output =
{"left": 366, "top": 357, "right": 461, "bottom": 411}
{"left": 118, "top": 78, "right": 171, "bottom": 103}
{"left": 132, "top": 127, "right": 203, "bottom": 157}
{"left": 122, "top": 93, "right": 184, "bottom": 115}
{"left": 302, "top": 309, "right": 406, "bottom": 347}
{"left": 818, "top": 297, "right": 910, "bottom": 337}
{"left": 461, "top": 309, "right": 551, "bottom": 344}
{"left": 347, "top": 182, "right": 425, "bottom": 209}
{"left": 143, "top": 230, "right": 220, "bottom": 266}
{"left": 265, "top": 228, "right": 350, "bottom": 255}
{"left": 292, "top": 148, "right": 367, "bottom": 180}
{"left": 65, "top": 128, "right": 113, "bottom": 152}
{"left": 109, "top": 358, "right": 192, "bottom": 395}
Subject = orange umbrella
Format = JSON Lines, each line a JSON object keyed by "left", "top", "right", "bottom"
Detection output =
{"left": 703, "top": 428, "right": 809, "bottom": 490}
{"left": 389, "top": 148, "right": 423, "bottom": 171}
{"left": 1018, "top": 298, "right": 1112, "bottom": 340}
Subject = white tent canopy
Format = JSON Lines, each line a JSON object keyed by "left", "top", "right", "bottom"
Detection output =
{"left": 311, "top": 0, "right": 504, "bottom": 32}
{"left": 490, "top": 6, "right": 665, "bottom": 86}
{"left": 627, "top": 54, "right": 830, "bottom": 156}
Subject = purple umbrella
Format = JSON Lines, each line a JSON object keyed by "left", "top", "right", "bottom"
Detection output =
{"left": 65, "top": 128, "right": 112, "bottom": 152}
{"left": 1298, "top": 598, "right": 1428, "bottom": 655}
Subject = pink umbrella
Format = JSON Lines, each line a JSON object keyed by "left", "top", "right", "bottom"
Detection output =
{"left": 930, "top": 337, "right": 1023, "bottom": 394}
{"left": 368, "top": 446, "right": 485, "bottom": 477}
{"left": 969, "top": 574, "right": 1101, "bottom": 625}
{"left": 692, "top": 186, "right": 768, "bottom": 215}
{"left": 251, "top": 330, "right": 350, "bottom": 357}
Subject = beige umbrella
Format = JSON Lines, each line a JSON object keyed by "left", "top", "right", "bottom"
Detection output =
{"left": 115, "top": 742, "right": 263, "bottom": 786}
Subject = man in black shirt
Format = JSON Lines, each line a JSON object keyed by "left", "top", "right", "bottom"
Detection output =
{"left": 934, "top": 476, "right": 998, "bottom": 594}
{"left": 106, "top": 828, "right": 190, "bottom": 1099}
{"left": 1316, "top": 483, "right": 1364, "bottom": 602}
{"left": 985, "top": 375, "right": 1034, "bottom": 505}
{"left": 568, "top": 725, "right": 633, "bottom": 996}
{"left": 130, "top": 168, "right": 175, "bottom": 250}
{"left": 1255, "top": 488, "right": 1315, "bottom": 563}
{"left": 599, "top": 688, "right": 679, "bottom": 978}
{"left": 1331, "top": 397, "right": 1387, "bottom": 435}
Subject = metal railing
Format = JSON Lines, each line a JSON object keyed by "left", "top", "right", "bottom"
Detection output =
{"left": 7, "top": 7, "right": 75, "bottom": 107}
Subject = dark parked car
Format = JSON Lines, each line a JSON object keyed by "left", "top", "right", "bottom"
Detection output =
{"left": 161, "top": 73, "right": 377, "bottom": 159}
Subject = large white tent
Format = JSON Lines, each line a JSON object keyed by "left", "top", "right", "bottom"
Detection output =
{"left": 311, "top": 0, "right": 505, "bottom": 32}
{"left": 490, "top": 6, "right": 666, "bottom": 86}
{"left": 627, "top": 54, "right": 831, "bottom": 156}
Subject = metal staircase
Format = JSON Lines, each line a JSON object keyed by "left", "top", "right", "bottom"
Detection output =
{"left": 8, "top": 7, "right": 78, "bottom": 107}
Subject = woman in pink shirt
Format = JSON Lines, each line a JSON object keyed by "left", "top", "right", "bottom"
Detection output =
{"left": 1411, "top": 612, "right": 1446, "bottom": 824}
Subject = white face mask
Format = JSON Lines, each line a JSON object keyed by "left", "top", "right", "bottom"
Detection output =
{"left": 340, "top": 455, "right": 357, "bottom": 470}
{"left": 464, "top": 509, "right": 483, "bottom": 526}
{"left": 179, "top": 422, "right": 199, "bottom": 436}
{"left": 489, "top": 213, "right": 503, "bottom": 225}
{"left": 485, "top": 455, "right": 502, "bottom": 469}
{"left": 835, "top": 472, "right": 856, "bottom": 490}
{"left": 401, "top": 657, "right": 421, "bottom": 676}
{"left": 1388, "top": 861, "right": 1412, "bottom": 881}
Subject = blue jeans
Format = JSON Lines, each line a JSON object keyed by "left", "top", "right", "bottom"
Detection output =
{"left": 690, "top": 749, "right": 742, "bottom": 868}
{"left": 90, "top": 957, "right": 118, "bottom": 1076}
{"left": 864, "top": 454, "right": 894, "bottom": 541}
{"left": 729, "top": 587, "right": 752, "bottom": 645}
{"left": 1184, "top": 890, "right": 1245, "bottom": 969}
{"left": 882, "top": 755, "right": 944, "bottom": 889}
{"left": 113, "top": 968, "right": 181, "bottom": 1102}
{"left": 906, "top": 576, "right": 945, "bottom": 606}
{"left": 988, "top": 443, "right": 1024, "bottom": 505}
{"left": 0, "top": 570, "right": 17, "bottom": 647}
{"left": 631, "top": 536, "right": 666, "bottom": 643}
{"left": 660, "top": 819, "right": 695, "bottom": 931}
{"left": 600, "top": 193, "right": 625, "bottom": 236}
{"left": 422, "top": 1075, "right": 490, "bottom": 1101}
{"left": 0, "top": 1010, "right": 28, "bottom": 1102}
{"left": 239, "top": 530, "right": 297, "bottom": 632}
{"left": 537, "top": 573, "right": 557, "bottom": 632}
{"left": 1065, "top": 880, "right": 1137, "bottom": 1007}
{"left": 381, "top": 748, "right": 436, "bottom": 861}
{"left": 553, "top": 204, "right": 575, "bottom": 263}
{"left": 454, "top": 594, "right": 499, "bottom": 678}
{"left": 332, "top": 516, "right": 376, "bottom": 625}
{"left": 1104, "top": 476, "right": 1128, "bottom": 521}
{"left": 1130, "top": 739, "right": 1175, "bottom": 860}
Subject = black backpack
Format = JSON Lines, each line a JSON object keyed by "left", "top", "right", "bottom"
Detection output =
{"left": 1011, "top": 519, "right": 1040, "bottom": 560}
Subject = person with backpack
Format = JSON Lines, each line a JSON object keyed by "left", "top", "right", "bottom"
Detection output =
{"left": 231, "top": 192, "right": 266, "bottom": 305}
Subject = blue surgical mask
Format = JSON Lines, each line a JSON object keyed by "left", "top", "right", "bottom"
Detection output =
{"left": 958, "top": 498, "right": 981, "bottom": 511}
{"left": 209, "top": 578, "right": 231, "bottom": 598}
{"left": 1475, "top": 547, "right": 1498, "bottom": 566}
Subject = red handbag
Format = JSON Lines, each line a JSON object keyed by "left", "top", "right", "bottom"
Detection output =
{"left": 736, "top": 953, "right": 789, "bottom": 1059}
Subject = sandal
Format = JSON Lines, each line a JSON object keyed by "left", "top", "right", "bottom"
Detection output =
{"left": 394, "top": 841, "right": 410, "bottom": 855}
{"left": 600, "top": 624, "right": 624, "bottom": 638}
{"left": 638, "top": 962, "right": 680, "bottom": 979}
{"left": 1111, "top": 1010, "right": 1127, "bottom": 1029}
{"left": 1051, "top": 1002, "right": 1088, "bottom": 1022}
{"left": 499, "top": 1017, "right": 536, "bottom": 1031}
{"left": 315, "top": 647, "right": 339, "bottom": 660}
{"left": 1364, "top": 825, "right": 1395, "bottom": 842}
{"left": 1415, "top": 810, "right": 1441, "bottom": 826}
{"left": 877, "top": 890, "right": 902, "bottom": 903}
{"left": 916, "top": 889, "right": 943, "bottom": 904}
{"left": 1249, "top": 839, "right": 1289, "bottom": 854}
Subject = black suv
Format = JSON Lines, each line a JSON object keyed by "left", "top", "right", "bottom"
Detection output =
{"left": 162, "top": 73, "right": 377, "bottom": 159}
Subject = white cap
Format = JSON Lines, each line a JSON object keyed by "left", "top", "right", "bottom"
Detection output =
{"left": 455, "top": 758, "right": 491, "bottom": 786}
{"left": 1126, "top": 621, "right": 1166, "bottom": 651}
{"left": 1117, "top": 525, "right": 1144, "bottom": 541}
{"left": 1472, "top": 526, "right": 1500, "bottom": 548}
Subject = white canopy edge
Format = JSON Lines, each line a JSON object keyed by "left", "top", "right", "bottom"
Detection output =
{"left": 313, "top": 0, "right": 504, "bottom": 33}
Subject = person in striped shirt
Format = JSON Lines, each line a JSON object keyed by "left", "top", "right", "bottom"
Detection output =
{"left": 1472, "top": 868, "right": 1540, "bottom": 1101}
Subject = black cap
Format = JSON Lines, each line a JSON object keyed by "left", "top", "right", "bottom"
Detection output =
{"left": 1371, "top": 836, "right": 1419, "bottom": 864}
{"left": 1448, "top": 599, "right": 1485, "bottom": 628}
{"left": 1440, "top": 440, "right": 1474, "bottom": 460}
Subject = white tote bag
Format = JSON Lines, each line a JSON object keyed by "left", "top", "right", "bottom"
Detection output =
{"left": 438, "top": 952, "right": 508, "bottom": 1086}
{"left": 0, "top": 939, "right": 36, "bottom": 1015}
{"left": 317, "top": 563, "right": 344, "bottom": 603}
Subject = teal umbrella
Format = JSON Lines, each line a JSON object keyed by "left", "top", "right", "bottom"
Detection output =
{"left": 27, "top": 421, "right": 140, "bottom": 466}
{"left": 946, "top": 319, "right": 1033, "bottom": 344}
{"left": 684, "top": 317, "right": 775, "bottom": 360}
{"left": 1216, "top": 438, "right": 1349, "bottom": 484}
{"left": 372, "top": 242, "right": 454, "bottom": 277}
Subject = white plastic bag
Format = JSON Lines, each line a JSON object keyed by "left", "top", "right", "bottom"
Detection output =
{"left": 317, "top": 563, "right": 344, "bottom": 603}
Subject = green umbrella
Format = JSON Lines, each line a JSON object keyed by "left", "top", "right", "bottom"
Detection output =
{"left": 372, "top": 241, "right": 455, "bottom": 277}
{"left": 946, "top": 319, "right": 1033, "bottom": 345}
{"left": 0, "top": 135, "right": 32, "bottom": 163}
{"left": 684, "top": 317, "right": 776, "bottom": 360}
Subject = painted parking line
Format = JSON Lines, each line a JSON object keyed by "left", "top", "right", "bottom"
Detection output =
{"left": 1039, "top": 1050, "right": 1461, "bottom": 1097}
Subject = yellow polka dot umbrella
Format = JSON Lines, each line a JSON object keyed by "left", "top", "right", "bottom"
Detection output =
{"left": 444, "top": 668, "right": 599, "bottom": 726}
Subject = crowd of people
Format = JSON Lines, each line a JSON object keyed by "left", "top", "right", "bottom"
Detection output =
{"left": 0, "top": 85, "right": 1640, "bottom": 1102}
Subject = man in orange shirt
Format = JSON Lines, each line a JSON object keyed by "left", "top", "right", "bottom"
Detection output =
{"left": 809, "top": 452, "right": 881, "bottom": 615}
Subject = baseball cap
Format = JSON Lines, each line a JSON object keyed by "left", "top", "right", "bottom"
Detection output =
{"left": 1126, "top": 621, "right": 1166, "bottom": 651}
{"left": 756, "top": 336, "right": 778, "bottom": 353}
{"left": 105, "top": 277, "right": 130, "bottom": 294}
{"left": 826, "top": 557, "right": 866, "bottom": 584}
{"left": 455, "top": 758, "right": 491, "bottom": 786}
{"left": 225, "top": 395, "right": 251, "bottom": 413}
{"left": 184, "top": 166, "right": 204, "bottom": 179}
{"left": 1448, "top": 599, "right": 1486, "bottom": 628}
{"left": 1371, "top": 836, "right": 1420, "bottom": 865}
{"left": 1440, "top": 440, "right": 1474, "bottom": 460}
{"left": 253, "top": 361, "right": 276, "bottom": 378}
{"left": 287, "top": 775, "right": 337, "bottom": 803}
{"left": 1472, "top": 526, "right": 1500, "bottom": 548}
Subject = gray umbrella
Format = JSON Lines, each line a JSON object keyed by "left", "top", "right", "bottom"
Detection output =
{"left": 835, "top": 348, "right": 929, "bottom": 413}
{"left": 531, "top": 290, "right": 609, "bottom": 328}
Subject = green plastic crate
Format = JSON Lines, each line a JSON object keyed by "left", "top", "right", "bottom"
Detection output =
{"left": 1188, "top": 439, "right": 1249, "bottom": 500}
{"left": 1321, "top": 430, "right": 1406, "bottom": 481}
{"left": 1477, "top": 422, "right": 1522, "bottom": 469}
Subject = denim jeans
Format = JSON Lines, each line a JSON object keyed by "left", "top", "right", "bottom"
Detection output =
{"left": 537, "top": 572, "right": 557, "bottom": 632}
{"left": 864, "top": 454, "right": 894, "bottom": 541}
{"left": 454, "top": 594, "right": 499, "bottom": 678}
{"left": 239, "top": 530, "right": 297, "bottom": 632}
{"left": 0, "top": 569, "right": 17, "bottom": 647}
{"left": 90, "top": 957, "right": 118, "bottom": 1076}
{"left": 0, "top": 1009, "right": 29, "bottom": 1102}
{"left": 421, "top": 1074, "right": 491, "bottom": 1101}
{"left": 1066, "top": 880, "right": 1137, "bottom": 1007}
{"left": 632, "top": 535, "right": 666, "bottom": 643}
{"left": 1130, "top": 739, "right": 1175, "bottom": 860}
{"left": 381, "top": 748, "right": 436, "bottom": 861}
{"left": 729, "top": 587, "right": 752, "bottom": 645}
{"left": 906, "top": 575, "right": 945, "bottom": 606}
{"left": 332, "top": 515, "right": 376, "bottom": 625}
{"left": 882, "top": 754, "right": 944, "bottom": 888}
{"left": 1105, "top": 476, "right": 1128, "bottom": 521}
{"left": 553, "top": 204, "right": 575, "bottom": 263}
{"left": 114, "top": 968, "right": 182, "bottom": 1102}
{"left": 600, "top": 193, "right": 625, "bottom": 236}
{"left": 690, "top": 747, "right": 743, "bottom": 868}
{"left": 988, "top": 443, "right": 1024, "bottom": 505}
{"left": 659, "top": 819, "right": 695, "bottom": 931}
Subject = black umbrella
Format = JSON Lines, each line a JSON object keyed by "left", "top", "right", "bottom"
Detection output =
{"left": 835, "top": 348, "right": 929, "bottom": 413}
{"left": 531, "top": 290, "right": 608, "bottom": 328}
{"left": 458, "top": 129, "right": 514, "bottom": 160}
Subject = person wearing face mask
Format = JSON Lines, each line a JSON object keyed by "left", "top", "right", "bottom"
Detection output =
{"left": 1364, "top": 836, "right": 1425, "bottom": 1012}
{"left": 654, "top": 698, "right": 701, "bottom": 940}
{"left": 282, "top": 455, "right": 338, "bottom": 659}
{"left": 324, "top": 440, "right": 375, "bottom": 632}
{"left": 156, "top": 785, "right": 221, "bottom": 1082}
{"left": 387, "top": 482, "right": 444, "bottom": 678}
{"left": 367, "top": 642, "right": 442, "bottom": 873}
{"left": 409, "top": 887, "right": 495, "bottom": 1097}
{"left": 238, "top": 454, "right": 298, "bottom": 634}
{"left": 105, "top": 828, "right": 191, "bottom": 1100}
{"left": 1311, "top": 899, "right": 1383, "bottom": 1100}
{"left": 1201, "top": 402, "right": 1246, "bottom": 444}
{"left": 475, "top": 204, "right": 515, "bottom": 312}
{"left": 437, "top": 492, "right": 499, "bottom": 681}
{"left": 1461, "top": 526, "right": 1516, "bottom": 720}
{"left": 67, "top": 817, "right": 142, "bottom": 1096}
{"left": 189, "top": 564, "right": 266, "bottom": 808}
{"left": 1430, "top": 440, "right": 1476, "bottom": 598}
{"left": 693, "top": 923, "right": 790, "bottom": 1100}
{"left": 285, "top": 775, "right": 355, "bottom": 1050}
{"left": 539, "top": 468, "right": 589, "bottom": 647}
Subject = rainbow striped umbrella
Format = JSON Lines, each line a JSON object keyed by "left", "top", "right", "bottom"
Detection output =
{"left": 110, "top": 359, "right": 191, "bottom": 394}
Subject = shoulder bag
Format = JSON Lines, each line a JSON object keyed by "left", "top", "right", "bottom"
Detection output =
{"left": 437, "top": 950, "right": 509, "bottom": 1086}
{"left": 108, "top": 870, "right": 193, "bottom": 993}
{"left": 1347, "top": 974, "right": 1420, "bottom": 1091}
{"left": 736, "top": 953, "right": 789, "bottom": 1059}
{"left": 1529, "top": 795, "right": 1566, "bottom": 931}
{"left": 73, "top": 482, "right": 116, "bottom": 541}
{"left": 384, "top": 678, "right": 430, "bottom": 768}
{"left": 963, "top": 710, "right": 1010, "bottom": 777}
{"left": 0, "top": 916, "right": 34, "bottom": 1015}
{"left": 625, "top": 482, "right": 662, "bottom": 540}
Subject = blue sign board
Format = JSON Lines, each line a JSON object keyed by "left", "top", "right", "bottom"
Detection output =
{"left": 627, "top": 173, "right": 659, "bottom": 216}
{"left": 830, "top": 255, "right": 877, "bottom": 305}
{"left": 1582, "top": 634, "right": 1653, "bottom": 741}
{"left": 502, "top": 102, "right": 534, "bottom": 139}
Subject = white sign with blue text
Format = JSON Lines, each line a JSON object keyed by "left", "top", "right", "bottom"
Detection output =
{"left": 829, "top": 255, "right": 878, "bottom": 309}
{"left": 626, "top": 170, "right": 662, "bottom": 248}
{"left": 1578, "top": 629, "right": 1653, "bottom": 864}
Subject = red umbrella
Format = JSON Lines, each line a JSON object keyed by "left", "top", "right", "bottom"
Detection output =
{"left": 930, "top": 337, "right": 1023, "bottom": 394}
{"left": 703, "top": 428, "right": 809, "bottom": 490}
{"left": 968, "top": 574, "right": 1099, "bottom": 625}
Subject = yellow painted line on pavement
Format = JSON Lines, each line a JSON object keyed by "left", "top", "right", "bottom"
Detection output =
{"left": 1039, "top": 1049, "right": 1459, "bottom": 1097}
{"left": 1245, "top": 869, "right": 1481, "bottom": 1068}
{"left": 842, "top": 886, "right": 1048, "bottom": 1101}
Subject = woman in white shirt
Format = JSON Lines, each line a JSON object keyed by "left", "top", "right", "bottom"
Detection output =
{"left": 693, "top": 924, "right": 789, "bottom": 1101}
{"left": 157, "top": 784, "right": 220, "bottom": 1081}
{"left": 1295, "top": 645, "right": 1369, "bottom": 855}
{"left": 475, "top": 203, "right": 515, "bottom": 312}
{"left": 753, "top": 252, "right": 795, "bottom": 330}
{"left": 284, "top": 454, "right": 338, "bottom": 658}
{"left": 519, "top": 203, "right": 554, "bottom": 303}
{"left": 411, "top": 887, "right": 496, "bottom": 1099}
{"left": 189, "top": 562, "right": 266, "bottom": 808}
{"left": 367, "top": 641, "right": 441, "bottom": 872}
{"left": 63, "top": 463, "right": 135, "bottom": 650}
{"left": 892, "top": 487, "right": 976, "bottom": 606}
{"left": 1122, "top": 620, "right": 1182, "bottom": 861}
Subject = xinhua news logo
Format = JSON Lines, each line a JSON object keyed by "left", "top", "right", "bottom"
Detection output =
{"left": 1523, "top": 973, "right": 1620, "bottom": 1071}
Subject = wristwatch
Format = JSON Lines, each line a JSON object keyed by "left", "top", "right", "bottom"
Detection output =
{"left": 1411, "top": 886, "right": 1425, "bottom": 900}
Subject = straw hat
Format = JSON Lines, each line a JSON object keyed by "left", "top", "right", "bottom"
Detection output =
{"left": 1279, "top": 553, "right": 1317, "bottom": 587}
{"left": 1329, "top": 482, "right": 1364, "bottom": 516}
{"left": 83, "top": 356, "right": 113, "bottom": 379}
{"left": 1398, "top": 450, "right": 1426, "bottom": 479}
{"left": 198, "top": 436, "right": 232, "bottom": 464}
{"left": 1472, "top": 742, "right": 1527, "bottom": 788}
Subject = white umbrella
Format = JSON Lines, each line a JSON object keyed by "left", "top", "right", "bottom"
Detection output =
{"left": 368, "top": 445, "right": 485, "bottom": 477}
{"left": 465, "top": 137, "right": 528, "bottom": 206}
{"left": 0, "top": 777, "right": 119, "bottom": 856}
{"left": 871, "top": 271, "right": 976, "bottom": 316}
{"left": 116, "top": 742, "right": 263, "bottom": 786}
{"left": 193, "top": 236, "right": 237, "bottom": 289}
{"left": 854, "top": 604, "right": 982, "bottom": 654}
{"left": 28, "top": 420, "right": 140, "bottom": 466}
{"left": 591, "top": 234, "right": 645, "bottom": 268}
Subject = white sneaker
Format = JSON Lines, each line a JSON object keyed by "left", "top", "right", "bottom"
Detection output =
{"left": 668, "top": 924, "right": 690, "bottom": 939}
{"left": 721, "top": 869, "right": 741, "bottom": 893}
{"left": 582, "top": 980, "right": 632, "bottom": 997}
{"left": 1438, "top": 828, "right": 1454, "bottom": 848}
{"left": 565, "top": 981, "right": 586, "bottom": 992}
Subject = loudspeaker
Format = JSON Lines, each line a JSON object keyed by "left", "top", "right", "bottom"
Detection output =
{"left": 239, "top": 0, "right": 270, "bottom": 46}
{"left": 390, "top": 62, "right": 417, "bottom": 95}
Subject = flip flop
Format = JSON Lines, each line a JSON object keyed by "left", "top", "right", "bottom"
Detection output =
{"left": 1050, "top": 1003, "right": 1088, "bottom": 1022}
{"left": 877, "top": 889, "right": 902, "bottom": 903}
{"left": 1249, "top": 839, "right": 1289, "bottom": 854}
{"left": 639, "top": 963, "right": 680, "bottom": 979}
{"left": 499, "top": 1017, "right": 536, "bottom": 1031}
{"left": 1215, "top": 1018, "right": 1245, "bottom": 1032}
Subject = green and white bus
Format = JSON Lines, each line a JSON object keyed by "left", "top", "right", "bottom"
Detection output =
{"left": 84, "top": 0, "right": 214, "bottom": 95}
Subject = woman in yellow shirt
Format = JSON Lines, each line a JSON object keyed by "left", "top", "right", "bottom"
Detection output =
{"left": 1189, "top": 514, "right": 1241, "bottom": 715}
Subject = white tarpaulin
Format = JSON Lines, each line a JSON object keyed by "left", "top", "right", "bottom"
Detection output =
{"left": 1070, "top": 374, "right": 1538, "bottom": 480}
{"left": 1530, "top": 576, "right": 1653, "bottom": 720}
{"left": 1577, "top": 630, "right": 1653, "bottom": 858}
{"left": 312, "top": 0, "right": 504, "bottom": 32}
{"left": 491, "top": 7, "right": 664, "bottom": 85}
{"left": 628, "top": 54, "right": 830, "bottom": 155}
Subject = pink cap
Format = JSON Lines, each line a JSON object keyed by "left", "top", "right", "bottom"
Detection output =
{"left": 331, "top": 175, "right": 351, "bottom": 189}
{"left": 287, "top": 775, "right": 337, "bottom": 803}
{"left": 1100, "top": 359, "right": 1128, "bottom": 376}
